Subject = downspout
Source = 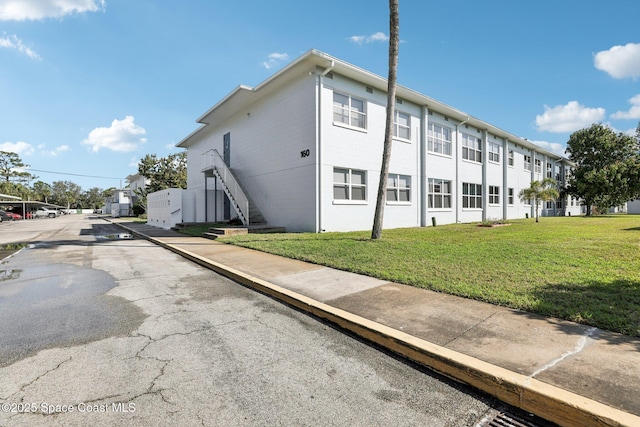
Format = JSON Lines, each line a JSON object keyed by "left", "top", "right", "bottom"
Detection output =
{"left": 530, "top": 148, "right": 535, "bottom": 219}
{"left": 214, "top": 175, "right": 218, "bottom": 223}
{"left": 204, "top": 174, "right": 208, "bottom": 223}
{"left": 455, "top": 116, "right": 470, "bottom": 223}
{"left": 503, "top": 139, "right": 508, "bottom": 221}
{"left": 481, "top": 129, "right": 488, "bottom": 222}
{"left": 420, "top": 106, "right": 428, "bottom": 227}
{"left": 316, "top": 60, "right": 334, "bottom": 233}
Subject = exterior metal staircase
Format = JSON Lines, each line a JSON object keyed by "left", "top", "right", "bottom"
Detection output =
{"left": 203, "top": 149, "right": 266, "bottom": 226}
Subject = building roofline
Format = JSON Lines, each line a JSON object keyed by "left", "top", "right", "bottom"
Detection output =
{"left": 177, "top": 49, "right": 570, "bottom": 162}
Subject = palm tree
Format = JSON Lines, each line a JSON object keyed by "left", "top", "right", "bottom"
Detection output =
{"left": 372, "top": 0, "right": 399, "bottom": 239}
{"left": 519, "top": 177, "right": 559, "bottom": 222}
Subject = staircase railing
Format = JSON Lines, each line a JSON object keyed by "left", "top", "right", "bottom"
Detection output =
{"left": 208, "top": 149, "right": 249, "bottom": 225}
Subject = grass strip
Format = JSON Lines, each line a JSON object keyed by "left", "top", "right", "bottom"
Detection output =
{"left": 217, "top": 216, "right": 640, "bottom": 336}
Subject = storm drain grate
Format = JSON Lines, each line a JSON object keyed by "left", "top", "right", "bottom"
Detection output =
{"left": 475, "top": 407, "right": 555, "bottom": 427}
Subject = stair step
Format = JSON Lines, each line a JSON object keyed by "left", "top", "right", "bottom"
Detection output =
{"left": 205, "top": 227, "right": 249, "bottom": 237}
{"left": 248, "top": 226, "right": 285, "bottom": 234}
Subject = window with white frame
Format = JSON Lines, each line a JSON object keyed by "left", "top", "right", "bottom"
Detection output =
{"left": 546, "top": 162, "right": 553, "bottom": 178}
{"left": 489, "top": 142, "right": 500, "bottom": 163}
{"left": 333, "top": 92, "right": 366, "bottom": 129}
{"left": 462, "top": 133, "right": 482, "bottom": 163}
{"left": 546, "top": 200, "right": 553, "bottom": 209}
{"left": 556, "top": 200, "right": 563, "bottom": 209}
{"left": 508, "top": 188, "right": 514, "bottom": 205}
{"left": 333, "top": 167, "right": 366, "bottom": 201}
{"left": 462, "top": 182, "right": 482, "bottom": 208}
{"left": 428, "top": 178, "right": 452, "bottom": 209}
{"left": 489, "top": 186, "right": 500, "bottom": 205}
{"left": 427, "top": 123, "right": 452, "bottom": 155}
{"left": 535, "top": 158, "right": 542, "bottom": 174}
{"left": 393, "top": 111, "right": 411, "bottom": 140}
{"left": 508, "top": 150, "right": 514, "bottom": 166}
{"left": 524, "top": 155, "right": 531, "bottom": 171}
{"left": 387, "top": 174, "right": 411, "bottom": 202}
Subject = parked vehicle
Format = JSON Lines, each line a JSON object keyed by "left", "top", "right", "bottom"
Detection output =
{"left": 0, "top": 210, "right": 14, "bottom": 222}
{"left": 7, "top": 207, "right": 32, "bottom": 219}
{"left": 34, "top": 207, "right": 60, "bottom": 218}
{"left": 5, "top": 212, "right": 22, "bottom": 220}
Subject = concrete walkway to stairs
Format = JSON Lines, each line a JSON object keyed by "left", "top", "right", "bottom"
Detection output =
{"left": 109, "top": 219, "right": 640, "bottom": 427}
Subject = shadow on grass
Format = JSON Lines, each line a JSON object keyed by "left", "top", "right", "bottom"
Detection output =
{"left": 518, "top": 279, "right": 640, "bottom": 345}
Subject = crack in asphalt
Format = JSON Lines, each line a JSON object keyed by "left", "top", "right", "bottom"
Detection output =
{"left": 13, "top": 357, "right": 73, "bottom": 399}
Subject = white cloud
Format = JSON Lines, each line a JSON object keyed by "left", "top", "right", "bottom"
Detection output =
{"left": 611, "top": 94, "right": 640, "bottom": 120}
{"left": 594, "top": 43, "right": 640, "bottom": 79}
{"left": 128, "top": 156, "right": 139, "bottom": 168}
{"left": 41, "top": 144, "right": 71, "bottom": 157}
{"left": 0, "top": 33, "right": 41, "bottom": 60}
{"left": 528, "top": 140, "right": 567, "bottom": 157}
{"left": 348, "top": 31, "right": 389, "bottom": 45}
{"left": 535, "top": 101, "right": 606, "bottom": 133}
{"left": 0, "top": 0, "right": 105, "bottom": 21}
{"left": 262, "top": 52, "right": 289, "bottom": 69}
{"left": 0, "top": 141, "right": 35, "bottom": 155}
{"left": 82, "top": 116, "right": 147, "bottom": 153}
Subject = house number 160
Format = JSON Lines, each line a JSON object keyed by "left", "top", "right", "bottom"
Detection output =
{"left": 300, "top": 149, "right": 310, "bottom": 158}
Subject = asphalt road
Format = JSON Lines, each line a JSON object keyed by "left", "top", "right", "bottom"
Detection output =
{"left": 0, "top": 215, "right": 520, "bottom": 426}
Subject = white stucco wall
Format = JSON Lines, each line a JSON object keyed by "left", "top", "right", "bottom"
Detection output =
{"left": 178, "top": 52, "right": 582, "bottom": 233}
{"left": 628, "top": 199, "right": 640, "bottom": 214}
{"left": 319, "top": 73, "right": 420, "bottom": 232}
{"left": 184, "top": 73, "right": 318, "bottom": 232}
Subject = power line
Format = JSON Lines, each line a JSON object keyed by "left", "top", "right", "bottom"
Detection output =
{"left": 26, "top": 168, "right": 124, "bottom": 180}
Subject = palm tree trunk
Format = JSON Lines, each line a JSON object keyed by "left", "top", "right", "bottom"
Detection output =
{"left": 372, "top": 0, "right": 399, "bottom": 240}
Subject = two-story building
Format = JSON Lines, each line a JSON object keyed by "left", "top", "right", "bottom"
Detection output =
{"left": 172, "top": 49, "right": 580, "bottom": 232}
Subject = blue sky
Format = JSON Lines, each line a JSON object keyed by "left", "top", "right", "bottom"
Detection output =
{"left": 1, "top": 0, "right": 639, "bottom": 191}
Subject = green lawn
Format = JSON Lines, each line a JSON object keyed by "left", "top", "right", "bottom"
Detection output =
{"left": 218, "top": 216, "right": 640, "bottom": 336}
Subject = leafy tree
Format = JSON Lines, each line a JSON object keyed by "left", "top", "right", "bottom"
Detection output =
{"left": 0, "top": 152, "right": 37, "bottom": 197}
{"left": 136, "top": 151, "right": 187, "bottom": 212}
{"left": 137, "top": 151, "right": 187, "bottom": 194}
{"left": 12, "top": 183, "right": 33, "bottom": 200}
{"left": 82, "top": 187, "right": 106, "bottom": 210}
{"left": 566, "top": 123, "right": 640, "bottom": 215}
{"left": 50, "top": 180, "right": 82, "bottom": 208}
{"left": 519, "top": 178, "right": 559, "bottom": 222}
{"left": 0, "top": 151, "right": 35, "bottom": 183}
{"left": 32, "top": 181, "right": 52, "bottom": 203}
{"left": 0, "top": 181, "right": 17, "bottom": 196}
{"left": 372, "top": 0, "right": 399, "bottom": 240}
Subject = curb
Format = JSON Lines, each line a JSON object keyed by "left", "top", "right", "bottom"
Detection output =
{"left": 112, "top": 221, "right": 640, "bottom": 427}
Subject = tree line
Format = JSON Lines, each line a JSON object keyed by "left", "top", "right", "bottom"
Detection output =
{"left": 518, "top": 121, "right": 640, "bottom": 221}
{"left": 0, "top": 151, "right": 186, "bottom": 211}
{"left": 566, "top": 122, "right": 640, "bottom": 215}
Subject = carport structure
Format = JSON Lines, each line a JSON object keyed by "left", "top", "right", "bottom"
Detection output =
{"left": 0, "top": 194, "right": 66, "bottom": 219}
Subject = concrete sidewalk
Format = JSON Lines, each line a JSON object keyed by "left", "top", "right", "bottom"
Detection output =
{"left": 110, "top": 219, "right": 640, "bottom": 427}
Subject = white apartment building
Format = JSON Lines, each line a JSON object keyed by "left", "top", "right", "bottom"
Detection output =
{"left": 175, "top": 49, "right": 581, "bottom": 232}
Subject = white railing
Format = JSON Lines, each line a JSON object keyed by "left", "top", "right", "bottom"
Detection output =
{"left": 201, "top": 150, "right": 215, "bottom": 171}
{"left": 210, "top": 149, "right": 249, "bottom": 225}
